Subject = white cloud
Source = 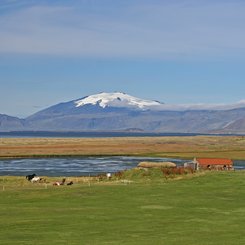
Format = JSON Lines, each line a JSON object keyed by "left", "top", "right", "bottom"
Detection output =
{"left": 0, "top": 1, "right": 245, "bottom": 59}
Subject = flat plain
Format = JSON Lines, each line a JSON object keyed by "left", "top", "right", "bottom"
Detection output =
{"left": 1, "top": 135, "right": 245, "bottom": 159}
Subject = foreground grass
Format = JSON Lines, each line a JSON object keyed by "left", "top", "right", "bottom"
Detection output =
{"left": 0, "top": 171, "right": 244, "bottom": 245}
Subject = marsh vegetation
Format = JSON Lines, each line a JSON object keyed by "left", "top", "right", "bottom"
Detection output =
{"left": 1, "top": 136, "right": 245, "bottom": 159}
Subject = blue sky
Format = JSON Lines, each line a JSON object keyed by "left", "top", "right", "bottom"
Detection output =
{"left": 0, "top": 0, "right": 245, "bottom": 117}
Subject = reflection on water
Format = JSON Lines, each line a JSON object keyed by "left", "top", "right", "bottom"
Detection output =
{"left": 0, "top": 157, "right": 244, "bottom": 177}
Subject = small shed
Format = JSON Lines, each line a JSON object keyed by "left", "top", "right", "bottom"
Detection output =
{"left": 195, "top": 158, "right": 233, "bottom": 170}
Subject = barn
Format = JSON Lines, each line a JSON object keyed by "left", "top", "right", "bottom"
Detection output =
{"left": 195, "top": 158, "right": 233, "bottom": 170}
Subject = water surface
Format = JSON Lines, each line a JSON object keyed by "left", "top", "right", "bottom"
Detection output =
{"left": 0, "top": 156, "right": 185, "bottom": 176}
{"left": 0, "top": 157, "right": 244, "bottom": 177}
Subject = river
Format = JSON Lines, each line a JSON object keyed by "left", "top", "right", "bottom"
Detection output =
{"left": 0, "top": 156, "right": 244, "bottom": 177}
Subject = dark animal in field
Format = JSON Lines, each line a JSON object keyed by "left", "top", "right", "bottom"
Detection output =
{"left": 67, "top": 181, "right": 73, "bottom": 185}
{"left": 26, "top": 174, "right": 36, "bottom": 181}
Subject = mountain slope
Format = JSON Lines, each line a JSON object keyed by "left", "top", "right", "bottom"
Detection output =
{"left": 0, "top": 114, "right": 26, "bottom": 132}
{"left": 1, "top": 92, "right": 245, "bottom": 133}
{"left": 212, "top": 108, "right": 245, "bottom": 134}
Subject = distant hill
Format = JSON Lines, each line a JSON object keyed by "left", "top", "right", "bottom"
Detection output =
{"left": 1, "top": 92, "right": 245, "bottom": 134}
{"left": 0, "top": 114, "right": 26, "bottom": 131}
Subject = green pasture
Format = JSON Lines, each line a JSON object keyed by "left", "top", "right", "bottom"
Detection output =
{"left": 0, "top": 170, "right": 244, "bottom": 245}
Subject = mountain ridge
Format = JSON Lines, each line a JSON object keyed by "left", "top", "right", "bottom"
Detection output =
{"left": 1, "top": 92, "right": 245, "bottom": 133}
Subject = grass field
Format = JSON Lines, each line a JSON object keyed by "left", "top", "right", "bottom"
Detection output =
{"left": 0, "top": 170, "right": 245, "bottom": 245}
{"left": 1, "top": 135, "right": 245, "bottom": 159}
{"left": 0, "top": 136, "right": 245, "bottom": 244}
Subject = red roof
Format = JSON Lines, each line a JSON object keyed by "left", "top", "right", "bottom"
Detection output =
{"left": 196, "top": 158, "right": 233, "bottom": 165}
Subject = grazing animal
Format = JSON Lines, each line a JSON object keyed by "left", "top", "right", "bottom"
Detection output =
{"left": 30, "top": 176, "right": 40, "bottom": 183}
{"left": 53, "top": 178, "right": 66, "bottom": 186}
{"left": 26, "top": 174, "right": 36, "bottom": 181}
{"left": 106, "top": 173, "right": 112, "bottom": 180}
{"left": 67, "top": 181, "right": 73, "bottom": 186}
{"left": 60, "top": 178, "right": 66, "bottom": 185}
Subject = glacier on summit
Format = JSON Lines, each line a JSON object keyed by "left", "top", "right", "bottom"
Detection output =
{"left": 74, "top": 92, "right": 162, "bottom": 110}
{"left": 74, "top": 92, "right": 245, "bottom": 111}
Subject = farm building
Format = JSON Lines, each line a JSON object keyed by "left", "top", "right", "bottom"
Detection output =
{"left": 194, "top": 158, "right": 233, "bottom": 170}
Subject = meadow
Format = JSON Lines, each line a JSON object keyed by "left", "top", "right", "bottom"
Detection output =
{"left": 1, "top": 135, "right": 245, "bottom": 159}
{"left": 0, "top": 170, "right": 244, "bottom": 245}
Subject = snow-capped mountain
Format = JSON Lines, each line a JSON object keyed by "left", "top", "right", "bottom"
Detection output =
{"left": 74, "top": 92, "right": 245, "bottom": 111}
{"left": 1, "top": 92, "right": 245, "bottom": 133}
{"left": 74, "top": 92, "right": 162, "bottom": 110}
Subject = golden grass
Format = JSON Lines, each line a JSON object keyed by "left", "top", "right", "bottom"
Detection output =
{"left": 137, "top": 161, "right": 176, "bottom": 168}
{"left": 0, "top": 135, "right": 245, "bottom": 159}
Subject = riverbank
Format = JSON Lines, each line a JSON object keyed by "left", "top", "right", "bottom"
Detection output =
{"left": 1, "top": 135, "right": 245, "bottom": 159}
